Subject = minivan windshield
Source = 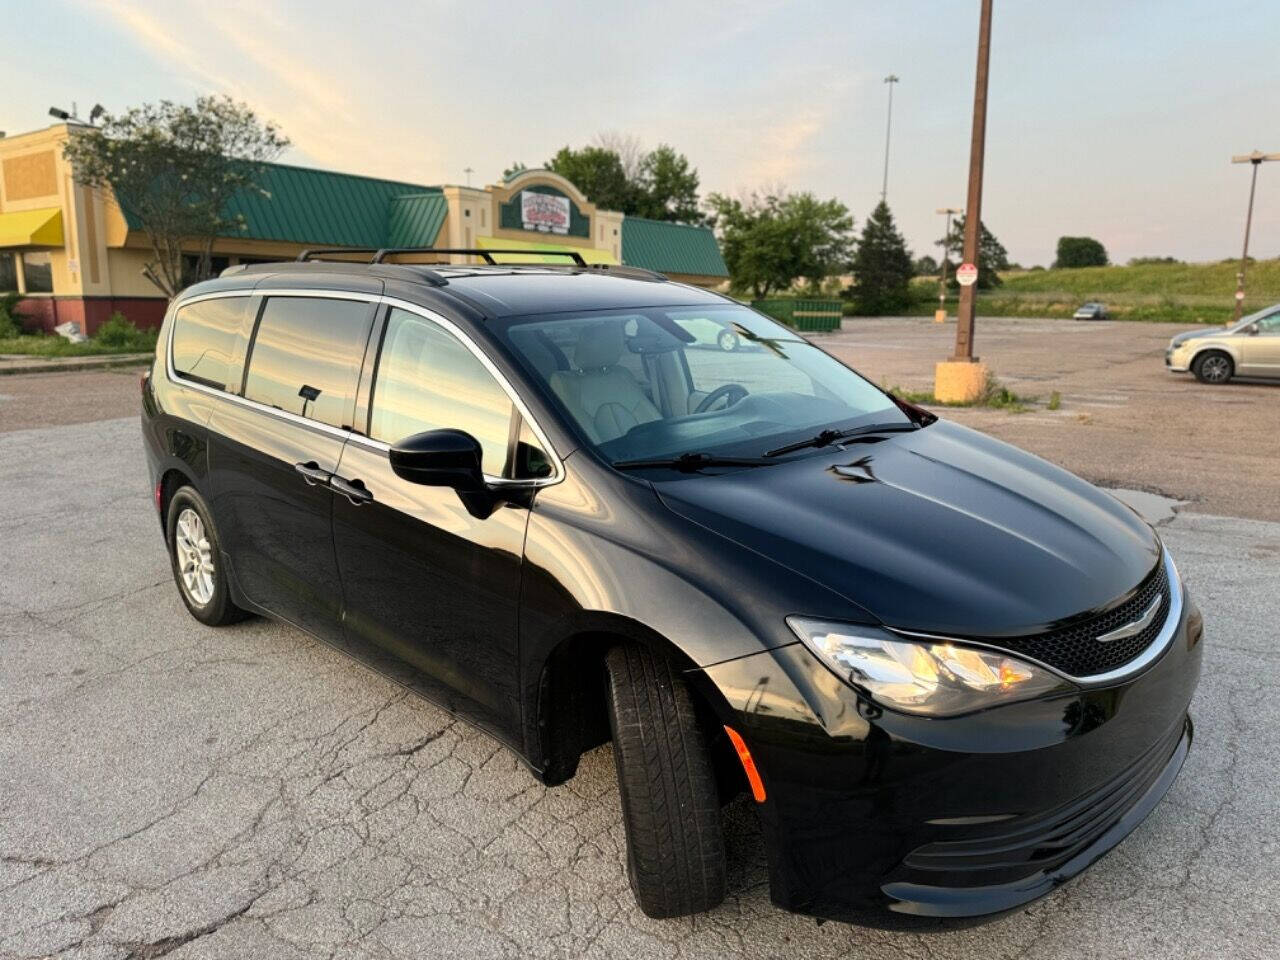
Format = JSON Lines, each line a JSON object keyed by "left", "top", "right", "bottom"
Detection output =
{"left": 497, "top": 304, "right": 913, "bottom": 464}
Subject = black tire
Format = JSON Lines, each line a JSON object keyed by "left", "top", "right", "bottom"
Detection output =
{"left": 1192, "top": 350, "right": 1233, "bottom": 384}
{"left": 604, "top": 644, "right": 727, "bottom": 918}
{"left": 717, "top": 328, "right": 739, "bottom": 352}
{"left": 165, "top": 487, "right": 248, "bottom": 627}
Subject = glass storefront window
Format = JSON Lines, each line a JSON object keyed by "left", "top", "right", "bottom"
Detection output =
{"left": 0, "top": 253, "right": 18, "bottom": 293}
{"left": 21, "top": 252, "right": 54, "bottom": 293}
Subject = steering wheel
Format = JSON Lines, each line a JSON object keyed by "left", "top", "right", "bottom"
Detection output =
{"left": 694, "top": 383, "right": 749, "bottom": 414}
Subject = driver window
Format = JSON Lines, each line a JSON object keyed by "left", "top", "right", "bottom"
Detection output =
{"left": 369, "top": 308, "right": 515, "bottom": 476}
{"left": 1257, "top": 313, "right": 1280, "bottom": 333}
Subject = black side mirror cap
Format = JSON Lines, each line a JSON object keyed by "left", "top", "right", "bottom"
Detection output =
{"left": 389, "top": 429, "right": 486, "bottom": 491}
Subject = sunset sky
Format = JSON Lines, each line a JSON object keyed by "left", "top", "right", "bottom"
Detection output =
{"left": 5, "top": 0, "right": 1278, "bottom": 267}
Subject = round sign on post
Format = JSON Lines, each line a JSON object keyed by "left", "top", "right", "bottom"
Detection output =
{"left": 1235, "top": 290, "right": 1246, "bottom": 301}
{"left": 956, "top": 263, "right": 979, "bottom": 287}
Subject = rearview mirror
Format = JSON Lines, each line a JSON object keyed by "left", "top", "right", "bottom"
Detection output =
{"left": 389, "top": 429, "right": 485, "bottom": 491}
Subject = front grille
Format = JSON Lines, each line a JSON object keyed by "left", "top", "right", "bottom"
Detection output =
{"left": 903, "top": 719, "right": 1185, "bottom": 880}
{"left": 987, "top": 561, "right": 1171, "bottom": 678}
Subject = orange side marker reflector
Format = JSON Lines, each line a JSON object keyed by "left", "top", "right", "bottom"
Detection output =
{"left": 724, "top": 725, "right": 766, "bottom": 803}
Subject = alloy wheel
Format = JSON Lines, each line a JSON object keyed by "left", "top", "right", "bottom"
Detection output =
{"left": 174, "top": 508, "right": 215, "bottom": 606}
{"left": 1201, "top": 355, "right": 1231, "bottom": 383}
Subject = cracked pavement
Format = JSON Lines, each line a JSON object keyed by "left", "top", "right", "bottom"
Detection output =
{"left": 1, "top": 415, "right": 1277, "bottom": 959}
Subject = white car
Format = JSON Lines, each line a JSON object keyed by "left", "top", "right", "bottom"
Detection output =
{"left": 1165, "top": 304, "right": 1280, "bottom": 383}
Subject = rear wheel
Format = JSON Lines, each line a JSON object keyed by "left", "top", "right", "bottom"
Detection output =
{"left": 166, "top": 487, "right": 248, "bottom": 627}
{"left": 717, "top": 328, "right": 740, "bottom": 352}
{"left": 1193, "top": 350, "right": 1233, "bottom": 384}
{"left": 605, "top": 644, "right": 727, "bottom": 918}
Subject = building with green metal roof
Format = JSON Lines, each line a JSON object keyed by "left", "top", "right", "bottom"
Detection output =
{"left": 0, "top": 123, "right": 727, "bottom": 333}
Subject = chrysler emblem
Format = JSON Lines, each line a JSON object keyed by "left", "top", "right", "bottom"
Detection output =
{"left": 1096, "top": 595, "right": 1163, "bottom": 643}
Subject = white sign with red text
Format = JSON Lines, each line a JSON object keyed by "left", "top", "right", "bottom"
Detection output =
{"left": 956, "top": 262, "right": 979, "bottom": 287}
{"left": 521, "top": 191, "right": 571, "bottom": 235}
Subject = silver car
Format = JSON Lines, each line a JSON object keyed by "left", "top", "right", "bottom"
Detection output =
{"left": 1166, "top": 304, "right": 1280, "bottom": 383}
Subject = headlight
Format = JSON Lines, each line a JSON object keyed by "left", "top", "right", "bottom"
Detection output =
{"left": 786, "top": 618, "right": 1075, "bottom": 717}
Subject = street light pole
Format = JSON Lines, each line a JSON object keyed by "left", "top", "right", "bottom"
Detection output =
{"left": 936, "top": 206, "right": 963, "bottom": 319}
{"left": 953, "top": 0, "right": 993, "bottom": 363}
{"left": 1230, "top": 151, "right": 1279, "bottom": 323}
{"left": 881, "top": 75, "right": 900, "bottom": 203}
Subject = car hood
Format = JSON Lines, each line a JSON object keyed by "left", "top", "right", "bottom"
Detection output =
{"left": 656, "top": 420, "right": 1160, "bottom": 639}
{"left": 1170, "top": 327, "right": 1227, "bottom": 346}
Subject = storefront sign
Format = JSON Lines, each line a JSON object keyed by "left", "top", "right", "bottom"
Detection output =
{"left": 520, "top": 191, "right": 571, "bottom": 234}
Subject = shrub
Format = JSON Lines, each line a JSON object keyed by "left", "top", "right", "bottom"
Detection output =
{"left": 93, "top": 312, "right": 156, "bottom": 350}
{"left": 0, "top": 292, "right": 27, "bottom": 339}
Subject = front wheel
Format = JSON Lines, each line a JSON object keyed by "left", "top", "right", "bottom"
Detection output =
{"left": 1192, "top": 350, "right": 1233, "bottom": 384}
{"left": 717, "top": 328, "right": 740, "bottom": 352}
{"left": 166, "top": 487, "right": 248, "bottom": 627}
{"left": 605, "top": 644, "right": 727, "bottom": 918}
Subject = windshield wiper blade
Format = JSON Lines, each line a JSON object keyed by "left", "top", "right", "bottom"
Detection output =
{"left": 612, "top": 452, "right": 773, "bottom": 472}
{"left": 764, "top": 422, "right": 919, "bottom": 458}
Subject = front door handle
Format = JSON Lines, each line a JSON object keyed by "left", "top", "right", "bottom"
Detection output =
{"left": 332, "top": 475, "right": 374, "bottom": 505}
{"left": 294, "top": 461, "right": 331, "bottom": 486}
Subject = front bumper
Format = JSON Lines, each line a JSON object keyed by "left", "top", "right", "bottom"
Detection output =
{"left": 699, "top": 591, "right": 1202, "bottom": 923}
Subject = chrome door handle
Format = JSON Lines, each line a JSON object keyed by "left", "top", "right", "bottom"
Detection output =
{"left": 331, "top": 475, "right": 374, "bottom": 505}
{"left": 294, "top": 461, "right": 331, "bottom": 486}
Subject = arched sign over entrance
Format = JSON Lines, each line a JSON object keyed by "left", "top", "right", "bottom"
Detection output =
{"left": 494, "top": 171, "right": 593, "bottom": 239}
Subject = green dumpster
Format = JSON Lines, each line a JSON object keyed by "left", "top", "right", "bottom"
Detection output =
{"left": 750, "top": 298, "right": 843, "bottom": 333}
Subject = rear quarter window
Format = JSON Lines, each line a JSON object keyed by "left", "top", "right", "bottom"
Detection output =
{"left": 171, "top": 297, "right": 250, "bottom": 391}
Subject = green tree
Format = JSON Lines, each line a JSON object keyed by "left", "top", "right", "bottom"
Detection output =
{"left": 545, "top": 145, "right": 633, "bottom": 213}
{"left": 850, "top": 201, "right": 914, "bottom": 314}
{"left": 939, "top": 216, "right": 1009, "bottom": 289}
{"left": 632, "top": 144, "right": 703, "bottom": 224}
{"left": 913, "top": 254, "right": 939, "bottom": 277}
{"left": 706, "top": 190, "right": 854, "bottom": 298}
{"left": 1054, "top": 236, "right": 1109, "bottom": 268}
{"left": 62, "top": 96, "right": 288, "bottom": 297}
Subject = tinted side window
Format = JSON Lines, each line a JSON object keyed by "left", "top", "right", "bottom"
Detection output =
{"left": 171, "top": 297, "right": 249, "bottom": 391}
{"left": 369, "top": 308, "right": 514, "bottom": 476}
{"left": 243, "top": 297, "right": 371, "bottom": 429}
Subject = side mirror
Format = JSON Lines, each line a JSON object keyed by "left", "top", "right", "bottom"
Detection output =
{"left": 389, "top": 429, "right": 485, "bottom": 491}
{"left": 1247, "top": 323, "right": 1260, "bottom": 335}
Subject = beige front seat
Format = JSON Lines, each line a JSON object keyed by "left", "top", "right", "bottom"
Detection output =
{"left": 550, "top": 322, "right": 662, "bottom": 443}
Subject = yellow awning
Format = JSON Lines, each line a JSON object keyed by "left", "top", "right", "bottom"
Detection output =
{"left": 475, "top": 235, "right": 617, "bottom": 265}
{"left": 0, "top": 207, "right": 63, "bottom": 247}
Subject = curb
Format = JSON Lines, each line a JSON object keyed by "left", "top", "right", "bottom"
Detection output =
{"left": 0, "top": 354, "right": 152, "bottom": 376}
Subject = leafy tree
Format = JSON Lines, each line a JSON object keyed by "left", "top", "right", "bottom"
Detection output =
{"left": 938, "top": 216, "right": 1008, "bottom": 289}
{"left": 545, "top": 145, "right": 633, "bottom": 213}
{"left": 62, "top": 96, "right": 288, "bottom": 298}
{"left": 547, "top": 139, "right": 705, "bottom": 223}
{"left": 850, "top": 201, "right": 914, "bottom": 314}
{"left": 706, "top": 189, "right": 854, "bottom": 298}
{"left": 913, "top": 254, "right": 939, "bottom": 277}
{"left": 1054, "top": 236, "right": 1109, "bottom": 269}
{"left": 632, "top": 144, "right": 703, "bottom": 224}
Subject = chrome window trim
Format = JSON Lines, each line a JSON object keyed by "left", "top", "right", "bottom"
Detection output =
{"left": 166, "top": 288, "right": 565, "bottom": 487}
{"left": 891, "top": 547, "right": 1183, "bottom": 688}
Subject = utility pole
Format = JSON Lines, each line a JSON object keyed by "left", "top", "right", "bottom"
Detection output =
{"left": 463, "top": 166, "right": 474, "bottom": 187}
{"left": 1230, "top": 151, "right": 1279, "bottom": 323}
{"left": 936, "top": 206, "right": 963, "bottom": 321}
{"left": 881, "top": 75, "right": 900, "bottom": 203}
{"left": 952, "top": 0, "right": 992, "bottom": 363}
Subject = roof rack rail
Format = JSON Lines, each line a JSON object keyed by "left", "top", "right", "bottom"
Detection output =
{"left": 296, "top": 248, "right": 382, "bottom": 262}
{"left": 371, "top": 247, "right": 587, "bottom": 266}
{"left": 579, "top": 263, "right": 667, "bottom": 282}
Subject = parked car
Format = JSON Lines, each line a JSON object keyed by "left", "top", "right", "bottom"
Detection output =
{"left": 673, "top": 313, "right": 745, "bottom": 351}
{"left": 143, "top": 251, "right": 1202, "bottom": 924}
{"left": 1165, "top": 303, "right": 1280, "bottom": 383}
{"left": 1073, "top": 301, "right": 1109, "bottom": 320}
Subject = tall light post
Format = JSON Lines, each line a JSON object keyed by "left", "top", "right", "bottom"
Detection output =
{"left": 936, "top": 206, "right": 963, "bottom": 321}
{"left": 463, "top": 166, "right": 475, "bottom": 187}
{"left": 880, "top": 75, "right": 900, "bottom": 203}
{"left": 1230, "top": 151, "right": 1279, "bottom": 323}
{"left": 934, "top": 0, "right": 993, "bottom": 404}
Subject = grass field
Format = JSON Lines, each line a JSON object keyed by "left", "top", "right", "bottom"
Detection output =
{"left": 907, "top": 257, "right": 1280, "bottom": 323}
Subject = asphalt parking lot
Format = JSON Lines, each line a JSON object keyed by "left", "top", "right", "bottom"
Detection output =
{"left": 2, "top": 321, "right": 1279, "bottom": 959}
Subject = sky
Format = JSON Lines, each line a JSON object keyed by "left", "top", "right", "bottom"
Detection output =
{"left": 3, "top": 0, "right": 1279, "bottom": 268}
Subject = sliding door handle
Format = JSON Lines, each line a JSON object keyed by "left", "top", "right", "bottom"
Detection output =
{"left": 294, "top": 461, "right": 331, "bottom": 486}
{"left": 331, "top": 475, "right": 374, "bottom": 505}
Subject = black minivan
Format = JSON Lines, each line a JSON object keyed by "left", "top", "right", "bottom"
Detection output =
{"left": 142, "top": 251, "right": 1202, "bottom": 923}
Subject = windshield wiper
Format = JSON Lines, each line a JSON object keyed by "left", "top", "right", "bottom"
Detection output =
{"left": 764, "top": 422, "right": 919, "bottom": 458}
{"left": 612, "top": 452, "right": 773, "bottom": 472}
